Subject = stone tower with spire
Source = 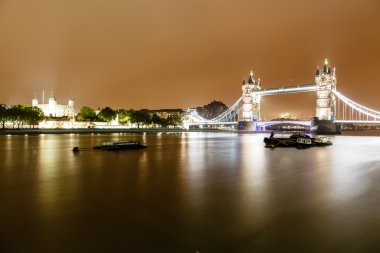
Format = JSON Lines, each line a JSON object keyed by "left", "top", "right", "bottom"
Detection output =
{"left": 315, "top": 59, "right": 336, "bottom": 120}
{"left": 241, "top": 70, "right": 261, "bottom": 121}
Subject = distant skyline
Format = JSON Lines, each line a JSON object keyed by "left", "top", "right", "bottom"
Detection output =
{"left": 0, "top": 0, "right": 379, "bottom": 119}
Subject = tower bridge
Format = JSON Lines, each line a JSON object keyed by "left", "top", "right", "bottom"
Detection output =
{"left": 185, "top": 59, "right": 380, "bottom": 133}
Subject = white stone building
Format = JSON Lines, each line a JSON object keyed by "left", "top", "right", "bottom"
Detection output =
{"left": 32, "top": 95, "right": 75, "bottom": 118}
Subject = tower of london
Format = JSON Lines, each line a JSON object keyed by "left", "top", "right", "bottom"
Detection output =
{"left": 32, "top": 93, "right": 75, "bottom": 118}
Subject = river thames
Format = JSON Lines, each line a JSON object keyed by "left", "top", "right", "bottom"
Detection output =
{"left": 0, "top": 132, "right": 379, "bottom": 252}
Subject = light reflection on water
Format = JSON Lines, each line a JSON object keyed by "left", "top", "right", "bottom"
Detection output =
{"left": 0, "top": 132, "right": 380, "bottom": 252}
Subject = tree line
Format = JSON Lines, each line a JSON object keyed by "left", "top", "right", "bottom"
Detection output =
{"left": 0, "top": 105, "right": 44, "bottom": 129}
{"left": 77, "top": 106, "right": 183, "bottom": 128}
{"left": 0, "top": 104, "right": 183, "bottom": 129}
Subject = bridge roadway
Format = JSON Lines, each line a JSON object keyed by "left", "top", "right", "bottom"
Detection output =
{"left": 188, "top": 120, "right": 380, "bottom": 127}
{"left": 187, "top": 121, "right": 238, "bottom": 126}
{"left": 187, "top": 120, "right": 313, "bottom": 127}
{"left": 256, "top": 120, "right": 312, "bottom": 127}
{"left": 334, "top": 120, "right": 380, "bottom": 124}
{"left": 253, "top": 83, "right": 316, "bottom": 96}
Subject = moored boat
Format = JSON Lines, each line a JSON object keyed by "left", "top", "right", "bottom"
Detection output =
{"left": 93, "top": 141, "right": 147, "bottom": 150}
{"left": 264, "top": 132, "right": 332, "bottom": 148}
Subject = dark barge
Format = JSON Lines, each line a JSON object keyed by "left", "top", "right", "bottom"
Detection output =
{"left": 93, "top": 141, "right": 147, "bottom": 150}
{"left": 264, "top": 132, "right": 332, "bottom": 148}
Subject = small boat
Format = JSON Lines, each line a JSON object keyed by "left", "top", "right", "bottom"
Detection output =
{"left": 93, "top": 141, "right": 147, "bottom": 150}
{"left": 313, "top": 136, "right": 333, "bottom": 146}
{"left": 264, "top": 132, "right": 332, "bottom": 148}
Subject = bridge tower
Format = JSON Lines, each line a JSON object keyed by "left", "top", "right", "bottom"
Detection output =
{"left": 315, "top": 59, "right": 336, "bottom": 120}
{"left": 241, "top": 71, "right": 261, "bottom": 121}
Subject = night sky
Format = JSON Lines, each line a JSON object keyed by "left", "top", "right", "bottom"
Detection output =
{"left": 0, "top": 0, "right": 379, "bottom": 119}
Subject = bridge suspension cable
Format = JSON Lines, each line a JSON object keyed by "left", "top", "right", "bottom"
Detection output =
{"left": 208, "top": 96, "right": 243, "bottom": 122}
{"left": 333, "top": 90, "right": 380, "bottom": 120}
{"left": 187, "top": 96, "right": 243, "bottom": 124}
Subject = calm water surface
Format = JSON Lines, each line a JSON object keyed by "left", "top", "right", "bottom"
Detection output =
{"left": 1, "top": 132, "right": 380, "bottom": 252}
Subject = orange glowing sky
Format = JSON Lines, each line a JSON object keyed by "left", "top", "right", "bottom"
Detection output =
{"left": 0, "top": 0, "right": 379, "bottom": 119}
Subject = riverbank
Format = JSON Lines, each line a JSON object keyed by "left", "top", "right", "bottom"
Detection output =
{"left": 1, "top": 128, "right": 377, "bottom": 135}
{"left": 0, "top": 128, "right": 240, "bottom": 135}
{"left": 0, "top": 128, "right": 183, "bottom": 135}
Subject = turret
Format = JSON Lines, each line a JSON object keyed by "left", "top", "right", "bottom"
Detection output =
{"left": 323, "top": 58, "right": 329, "bottom": 74}
{"left": 315, "top": 67, "right": 320, "bottom": 83}
{"left": 32, "top": 98, "right": 38, "bottom": 107}
{"left": 49, "top": 95, "right": 57, "bottom": 106}
{"left": 68, "top": 99, "right": 75, "bottom": 119}
{"left": 48, "top": 93, "right": 57, "bottom": 117}
{"left": 248, "top": 70, "right": 255, "bottom": 84}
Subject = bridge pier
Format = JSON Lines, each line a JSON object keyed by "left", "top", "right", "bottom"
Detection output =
{"left": 238, "top": 121, "right": 257, "bottom": 131}
{"left": 312, "top": 118, "right": 341, "bottom": 134}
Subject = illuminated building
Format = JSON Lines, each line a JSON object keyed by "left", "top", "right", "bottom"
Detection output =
{"left": 141, "top": 109, "right": 184, "bottom": 118}
{"left": 32, "top": 94, "right": 75, "bottom": 118}
{"left": 241, "top": 71, "right": 261, "bottom": 121}
{"left": 315, "top": 59, "right": 337, "bottom": 120}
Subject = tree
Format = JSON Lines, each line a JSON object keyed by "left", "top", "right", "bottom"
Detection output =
{"left": 98, "top": 107, "right": 117, "bottom": 123}
{"left": 130, "top": 110, "right": 151, "bottom": 128}
{"left": 166, "top": 113, "right": 183, "bottom": 127}
{"left": 151, "top": 113, "right": 162, "bottom": 128}
{"left": 197, "top": 100, "right": 228, "bottom": 120}
{"left": 76, "top": 106, "right": 96, "bottom": 121}
{"left": 160, "top": 118, "right": 169, "bottom": 128}
{"left": 117, "top": 109, "right": 132, "bottom": 124}
{"left": 0, "top": 105, "right": 8, "bottom": 129}
{"left": 24, "top": 106, "right": 44, "bottom": 128}
{"left": 8, "top": 105, "right": 25, "bottom": 129}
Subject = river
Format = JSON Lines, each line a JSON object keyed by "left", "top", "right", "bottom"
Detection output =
{"left": 0, "top": 131, "right": 379, "bottom": 252}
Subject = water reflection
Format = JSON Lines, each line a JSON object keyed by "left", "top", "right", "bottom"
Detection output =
{"left": 239, "top": 134, "right": 270, "bottom": 223}
{"left": 1, "top": 133, "right": 380, "bottom": 252}
{"left": 328, "top": 136, "right": 380, "bottom": 202}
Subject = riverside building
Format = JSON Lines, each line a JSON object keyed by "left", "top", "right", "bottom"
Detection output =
{"left": 32, "top": 94, "right": 75, "bottom": 118}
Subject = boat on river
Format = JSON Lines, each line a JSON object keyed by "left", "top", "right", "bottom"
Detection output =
{"left": 93, "top": 141, "right": 147, "bottom": 150}
{"left": 264, "top": 132, "right": 332, "bottom": 148}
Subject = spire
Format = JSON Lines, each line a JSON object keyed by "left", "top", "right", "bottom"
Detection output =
{"left": 242, "top": 78, "right": 247, "bottom": 85}
{"left": 248, "top": 70, "right": 255, "bottom": 84}
{"left": 323, "top": 59, "right": 329, "bottom": 74}
{"left": 257, "top": 77, "right": 261, "bottom": 86}
{"left": 327, "top": 67, "right": 331, "bottom": 75}
{"left": 315, "top": 67, "right": 320, "bottom": 76}
{"left": 332, "top": 67, "right": 336, "bottom": 76}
